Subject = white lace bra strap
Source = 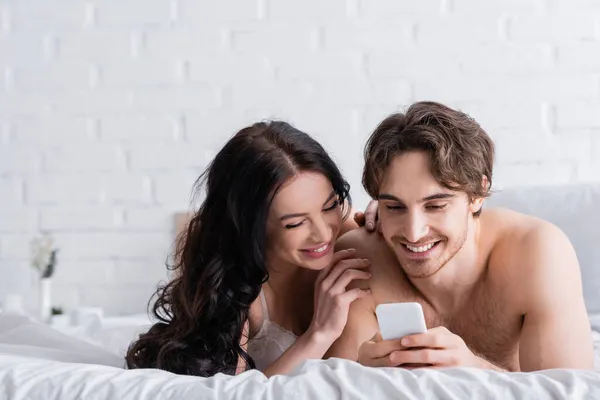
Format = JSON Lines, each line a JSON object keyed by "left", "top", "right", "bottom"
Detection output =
{"left": 259, "top": 290, "right": 270, "bottom": 321}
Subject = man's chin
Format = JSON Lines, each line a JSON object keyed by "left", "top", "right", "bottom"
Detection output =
{"left": 403, "top": 268, "right": 441, "bottom": 279}
{"left": 397, "top": 257, "right": 446, "bottom": 279}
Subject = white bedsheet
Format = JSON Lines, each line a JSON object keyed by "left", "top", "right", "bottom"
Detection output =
{"left": 1, "top": 313, "right": 600, "bottom": 399}
{"left": 1, "top": 354, "right": 599, "bottom": 400}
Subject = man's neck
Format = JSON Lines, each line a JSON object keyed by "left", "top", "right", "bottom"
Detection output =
{"left": 408, "top": 217, "right": 486, "bottom": 316}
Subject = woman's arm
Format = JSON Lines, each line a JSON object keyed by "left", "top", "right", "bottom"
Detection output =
{"left": 261, "top": 330, "right": 331, "bottom": 377}
{"left": 236, "top": 301, "right": 332, "bottom": 377}
{"left": 262, "top": 249, "right": 371, "bottom": 377}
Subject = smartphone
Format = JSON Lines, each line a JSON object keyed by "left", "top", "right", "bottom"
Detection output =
{"left": 375, "top": 302, "right": 428, "bottom": 341}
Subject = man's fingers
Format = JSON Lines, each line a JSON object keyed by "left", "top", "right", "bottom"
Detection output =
{"left": 402, "top": 327, "right": 454, "bottom": 349}
{"left": 360, "top": 338, "right": 405, "bottom": 359}
{"left": 358, "top": 341, "right": 400, "bottom": 367}
{"left": 390, "top": 349, "right": 447, "bottom": 366}
{"left": 364, "top": 200, "right": 379, "bottom": 231}
{"left": 369, "top": 356, "right": 398, "bottom": 368}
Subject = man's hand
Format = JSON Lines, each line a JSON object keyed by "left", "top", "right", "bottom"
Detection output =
{"left": 353, "top": 200, "right": 379, "bottom": 232}
{"left": 357, "top": 333, "right": 405, "bottom": 367}
{"left": 359, "top": 327, "right": 503, "bottom": 370}
{"left": 390, "top": 327, "right": 482, "bottom": 368}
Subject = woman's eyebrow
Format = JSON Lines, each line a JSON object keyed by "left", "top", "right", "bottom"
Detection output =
{"left": 280, "top": 191, "right": 337, "bottom": 221}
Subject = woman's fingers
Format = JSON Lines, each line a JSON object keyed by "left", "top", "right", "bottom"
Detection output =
{"left": 363, "top": 200, "right": 379, "bottom": 232}
{"left": 315, "top": 249, "right": 356, "bottom": 287}
{"left": 336, "top": 287, "right": 371, "bottom": 307}
{"left": 329, "top": 269, "right": 371, "bottom": 295}
{"left": 320, "top": 258, "right": 370, "bottom": 291}
{"left": 353, "top": 211, "right": 365, "bottom": 226}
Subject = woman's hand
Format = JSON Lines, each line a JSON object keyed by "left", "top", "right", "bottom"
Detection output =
{"left": 261, "top": 250, "right": 371, "bottom": 377}
{"left": 307, "top": 249, "right": 371, "bottom": 345}
{"left": 353, "top": 200, "right": 379, "bottom": 232}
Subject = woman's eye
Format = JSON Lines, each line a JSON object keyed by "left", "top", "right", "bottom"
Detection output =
{"left": 285, "top": 221, "right": 304, "bottom": 229}
{"left": 323, "top": 200, "right": 340, "bottom": 212}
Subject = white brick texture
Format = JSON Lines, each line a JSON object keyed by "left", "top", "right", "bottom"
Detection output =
{"left": 6, "top": 1, "right": 88, "bottom": 31}
{"left": 39, "top": 206, "right": 122, "bottom": 231}
{"left": 509, "top": 13, "right": 597, "bottom": 42}
{"left": 92, "top": 0, "right": 174, "bottom": 28}
{"left": 177, "top": 0, "right": 261, "bottom": 24}
{"left": 1, "top": 0, "right": 599, "bottom": 315}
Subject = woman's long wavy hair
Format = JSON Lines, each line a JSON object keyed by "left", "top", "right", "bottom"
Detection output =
{"left": 125, "top": 121, "right": 351, "bottom": 377}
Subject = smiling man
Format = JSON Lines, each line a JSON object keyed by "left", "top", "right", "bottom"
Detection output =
{"left": 326, "top": 101, "right": 594, "bottom": 372}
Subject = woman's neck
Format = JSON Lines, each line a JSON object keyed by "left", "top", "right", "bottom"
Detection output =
{"left": 262, "top": 260, "right": 316, "bottom": 334}
{"left": 265, "top": 260, "right": 313, "bottom": 297}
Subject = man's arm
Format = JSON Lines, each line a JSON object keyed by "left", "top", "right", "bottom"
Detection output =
{"left": 518, "top": 223, "right": 594, "bottom": 371}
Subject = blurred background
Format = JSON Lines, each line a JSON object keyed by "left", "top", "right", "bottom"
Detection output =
{"left": 0, "top": 0, "right": 599, "bottom": 317}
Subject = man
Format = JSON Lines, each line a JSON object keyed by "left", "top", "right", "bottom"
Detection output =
{"left": 327, "top": 101, "right": 593, "bottom": 372}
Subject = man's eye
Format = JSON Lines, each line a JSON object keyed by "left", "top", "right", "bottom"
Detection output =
{"left": 385, "top": 205, "right": 405, "bottom": 211}
{"left": 426, "top": 204, "right": 447, "bottom": 210}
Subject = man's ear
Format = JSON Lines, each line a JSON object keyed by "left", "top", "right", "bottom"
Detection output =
{"left": 469, "top": 175, "right": 489, "bottom": 214}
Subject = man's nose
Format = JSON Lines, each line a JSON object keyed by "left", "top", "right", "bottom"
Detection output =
{"left": 403, "top": 211, "right": 429, "bottom": 243}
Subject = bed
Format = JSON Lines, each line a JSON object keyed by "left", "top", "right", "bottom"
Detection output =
{"left": 1, "top": 316, "right": 600, "bottom": 400}
{"left": 1, "top": 311, "right": 600, "bottom": 400}
{"left": 1, "top": 183, "right": 600, "bottom": 399}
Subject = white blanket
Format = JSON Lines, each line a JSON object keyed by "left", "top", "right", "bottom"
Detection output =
{"left": 1, "top": 313, "right": 600, "bottom": 400}
{"left": 1, "top": 354, "right": 599, "bottom": 400}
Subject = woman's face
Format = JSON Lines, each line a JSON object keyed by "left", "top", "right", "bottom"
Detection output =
{"left": 265, "top": 171, "right": 343, "bottom": 272}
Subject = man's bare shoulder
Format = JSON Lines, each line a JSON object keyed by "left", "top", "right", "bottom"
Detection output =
{"left": 484, "top": 207, "right": 573, "bottom": 261}
{"left": 335, "top": 227, "right": 390, "bottom": 258}
{"left": 483, "top": 207, "right": 542, "bottom": 236}
{"left": 336, "top": 227, "right": 412, "bottom": 300}
{"left": 484, "top": 208, "right": 580, "bottom": 306}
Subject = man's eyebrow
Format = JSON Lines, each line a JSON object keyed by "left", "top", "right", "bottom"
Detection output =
{"left": 377, "top": 193, "right": 404, "bottom": 204}
{"left": 422, "top": 193, "right": 456, "bottom": 201}
{"left": 280, "top": 191, "right": 336, "bottom": 221}
{"left": 377, "top": 193, "right": 455, "bottom": 203}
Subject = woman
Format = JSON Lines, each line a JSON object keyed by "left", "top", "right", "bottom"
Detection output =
{"left": 126, "top": 120, "right": 373, "bottom": 377}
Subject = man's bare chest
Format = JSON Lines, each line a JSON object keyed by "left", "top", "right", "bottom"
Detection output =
{"left": 373, "top": 283, "right": 523, "bottom": 371}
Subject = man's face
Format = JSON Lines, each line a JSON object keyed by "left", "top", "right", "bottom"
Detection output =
{"left": 377, "top": 151, "right": 480, "bottom": 279}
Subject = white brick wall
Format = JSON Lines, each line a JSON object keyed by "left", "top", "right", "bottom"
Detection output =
{"left": 1, "top": 0, "right": 600, "bottom": 316}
